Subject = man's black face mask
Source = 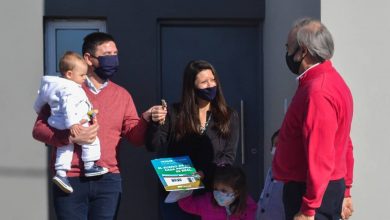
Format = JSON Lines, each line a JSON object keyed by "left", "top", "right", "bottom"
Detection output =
{"left": 285, "top": 47, "right": 302, "bottom": 75}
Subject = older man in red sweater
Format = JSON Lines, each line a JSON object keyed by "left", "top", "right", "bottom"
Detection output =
{"left": 272, "top": 18, "right": 354, "bottom": 220}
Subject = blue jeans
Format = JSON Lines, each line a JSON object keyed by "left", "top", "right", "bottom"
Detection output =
{"left": 53, "top": 173, "right": 122, "bottom": 220}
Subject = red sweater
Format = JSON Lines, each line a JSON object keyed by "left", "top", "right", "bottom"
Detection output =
{"left": 32, "top": 81, "right": 148, "bottom": 176}
{"left": 272, "top": 61, "right": 354, "bottom": 216}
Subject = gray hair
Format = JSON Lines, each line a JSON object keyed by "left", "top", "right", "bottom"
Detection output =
{"left": 292, "top": 17, "right": 334, "bottom": 61}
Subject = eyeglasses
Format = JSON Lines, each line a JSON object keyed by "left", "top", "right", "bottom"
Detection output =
{"left": 285, "top": 43, "right": 300, "bottom": 56}
{"left": 89, "top": 54, "right": 99, "bottom": 59}
{"left": 285, "top": 43, "right": 289, "bottom": 51}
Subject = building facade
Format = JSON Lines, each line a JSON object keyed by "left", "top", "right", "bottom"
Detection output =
{"left": 0, "top": 0, "right": 388, "bottom": 219}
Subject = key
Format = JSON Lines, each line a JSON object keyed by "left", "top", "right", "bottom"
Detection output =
{"left": 160, "top": 99, "right": 167, "bottom": 125}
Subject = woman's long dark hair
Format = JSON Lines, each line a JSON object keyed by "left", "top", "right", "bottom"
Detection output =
{"left": 212, "top": 165, "right": 248, "bottom": 215}
{"left": 175, "top": 60, "right": 232, "bottom": 140}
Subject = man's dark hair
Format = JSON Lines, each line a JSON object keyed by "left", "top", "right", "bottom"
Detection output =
{"left": 82, "top": 32, "right": 116, "bottom": 56}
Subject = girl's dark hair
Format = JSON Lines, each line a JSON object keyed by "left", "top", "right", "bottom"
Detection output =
{"left": 82, "top": 32, "right": 116, "bottom": 56}
{"left": 213, "top": 165, "right": 248, "bottom": 215}
{"left": 175, "top": 60, "right": 232, "bottom": 140}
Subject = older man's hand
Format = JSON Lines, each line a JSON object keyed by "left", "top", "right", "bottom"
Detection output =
{"left": 341, "top": 197, "right": 354, "bottom": 219}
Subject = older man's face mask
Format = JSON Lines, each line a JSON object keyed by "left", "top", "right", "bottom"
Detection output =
{"left": 285, "top": 47, "right": 302, "bottom": 75}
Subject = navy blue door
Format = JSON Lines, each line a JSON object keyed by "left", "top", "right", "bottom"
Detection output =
{"left": 159, "top": 21, "right": 263, "bottom": 199}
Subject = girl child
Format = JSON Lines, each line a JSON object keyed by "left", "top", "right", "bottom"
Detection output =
{"left": 256, "top": 130, "right": 285, "bottom": 220}
{"left": 178, "top": 165, "right": 257, "bottom": 220}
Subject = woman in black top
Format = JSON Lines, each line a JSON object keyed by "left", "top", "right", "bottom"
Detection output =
{"left": 146, "top": 60, "right": 239, "bottom": 220}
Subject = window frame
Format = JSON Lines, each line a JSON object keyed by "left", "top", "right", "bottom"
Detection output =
{"left": 44, "top": 19, "right": 106, "bottom": 76}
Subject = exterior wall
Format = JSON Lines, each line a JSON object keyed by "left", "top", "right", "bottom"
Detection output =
{"left": 0, "top": 0, "right": 47, "bottom": 219}
{"left": 262, "top": 0, "right": 320, "bottom": 179}
{"left": 1, "top": 0, "right": 386, "bottom": 219}
{"left": 322, "top": 1, "right": 390, "bottom": 219}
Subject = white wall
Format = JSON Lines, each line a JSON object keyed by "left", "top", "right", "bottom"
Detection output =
{"left": 322, "top": 1, "right": 390, "bottom": 219}
{"left": 0, "top": 1, "right": 47, "bottom": 219}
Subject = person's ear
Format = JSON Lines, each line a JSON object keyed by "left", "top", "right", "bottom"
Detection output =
{"left": 300, "top": 46, "right": 308, "bottom": 59}
{"left": 64, "top": 70, "right": 73, "bottom": 79}
{"left": 84, "top": 53, "right": 94, "bottom": 66}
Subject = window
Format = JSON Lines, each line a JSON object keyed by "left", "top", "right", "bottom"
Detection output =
{"left": 45, "top": 19, "right": 106, "bottom": 76}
